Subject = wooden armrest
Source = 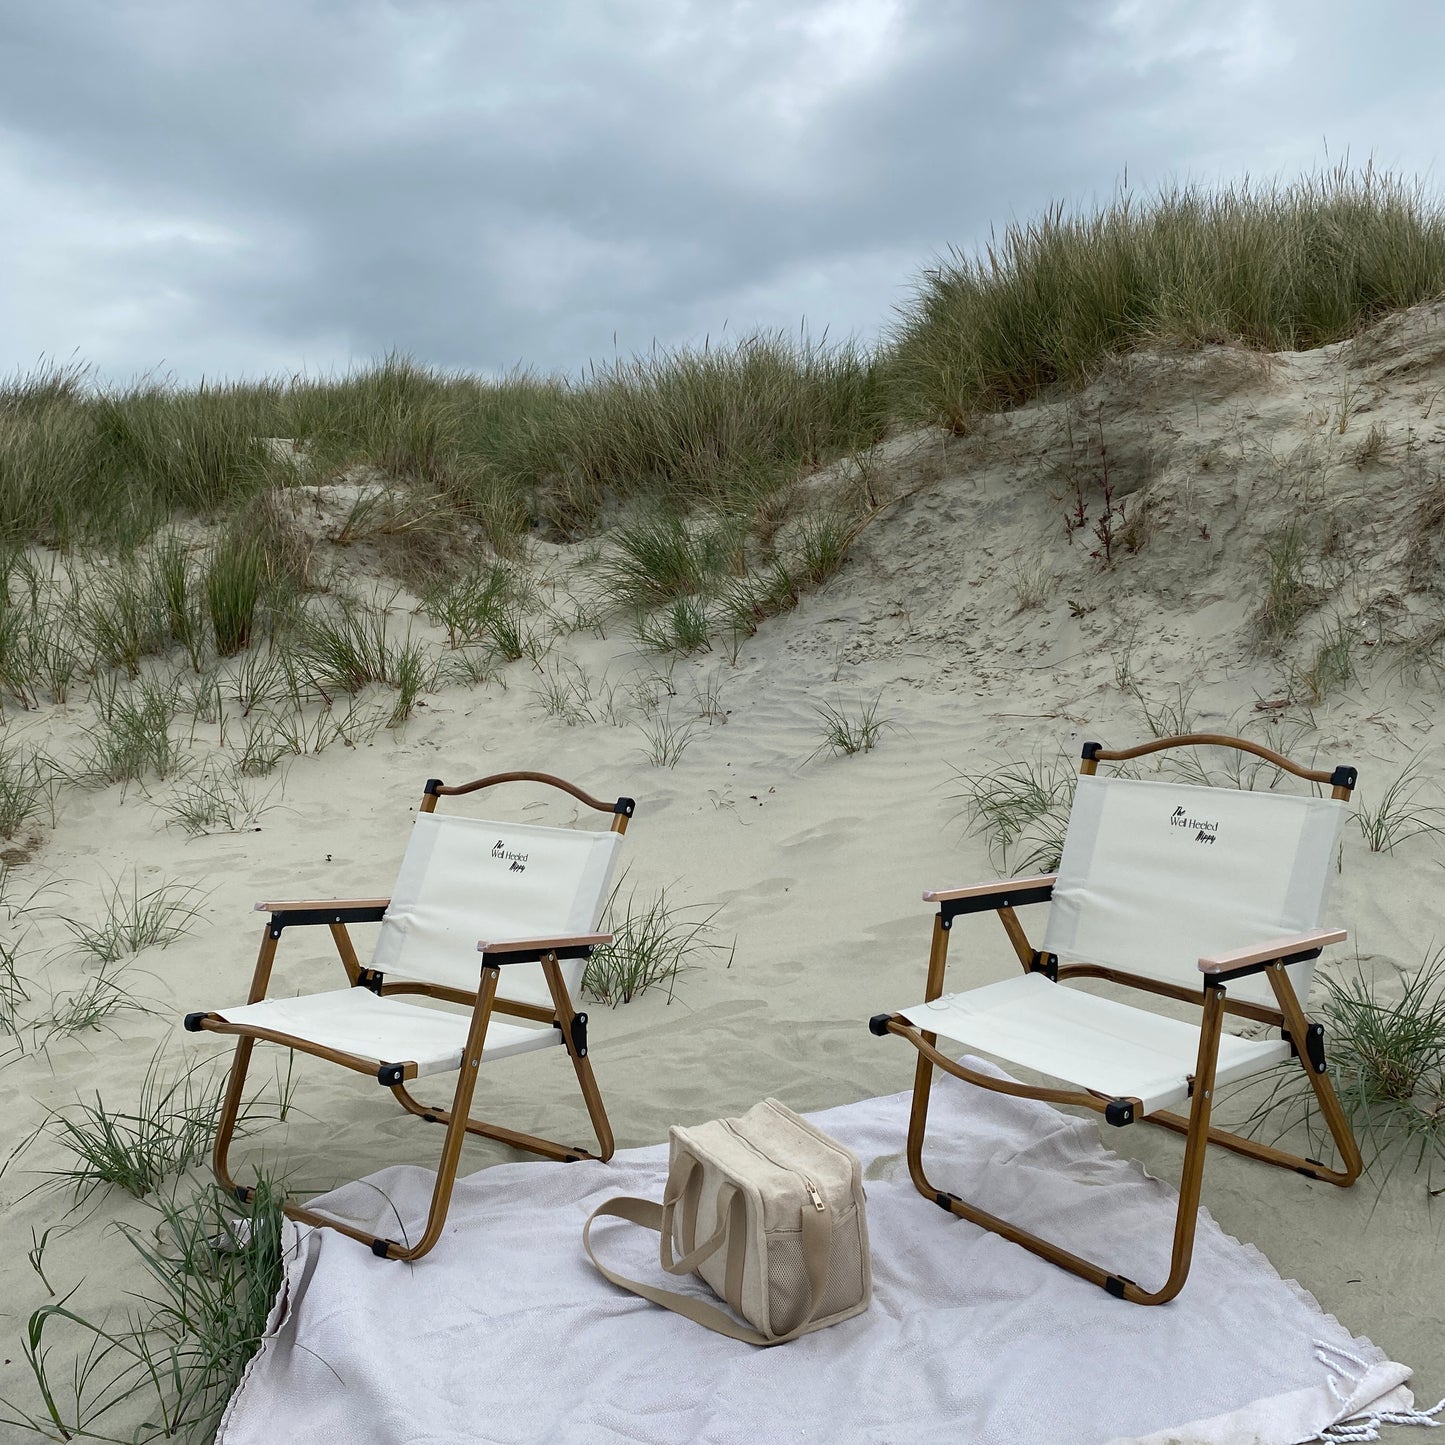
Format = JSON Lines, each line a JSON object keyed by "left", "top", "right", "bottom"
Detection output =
{"left": 477, "top": 933, "right": 613, "bottom": 958}
{"left": 255, "top": 897, "right": 391, "bottom": 913}
{"left": 1198, "top": 928, "right": 1346, "bottom": 976}
{"left": 923, "top": 873, "right": 1057, "bottom": 903}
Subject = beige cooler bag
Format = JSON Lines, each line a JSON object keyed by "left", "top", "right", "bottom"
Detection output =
{"left": 583, "top": 1097, "right": 871, "bottom": 1345}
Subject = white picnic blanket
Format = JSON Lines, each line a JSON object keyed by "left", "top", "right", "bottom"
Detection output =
{"left": 217, "top": 1062, "right": 1427, "bottom": 1445}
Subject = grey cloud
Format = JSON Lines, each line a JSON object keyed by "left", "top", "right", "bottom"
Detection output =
{"left": 1, "top": 0, "right": 1442, "bottom": 384}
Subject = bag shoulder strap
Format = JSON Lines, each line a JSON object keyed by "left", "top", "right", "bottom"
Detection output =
{"left": 583, "top": 1192, "right": 832, "bottom": 1347}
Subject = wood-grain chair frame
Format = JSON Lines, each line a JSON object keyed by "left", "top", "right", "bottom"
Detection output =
{"left": 869, "top": 733, "right": 1363, "bottom": 1305}
{"left": 186, "top": 771, "right": 634, "bottom": 1261}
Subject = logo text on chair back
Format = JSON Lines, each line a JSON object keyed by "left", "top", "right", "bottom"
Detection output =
{"left": 1169, "top": 805, "right": 1220, "bottom": 844}
{"left": 490, "top": 837, "right": 530, "bottom": 873}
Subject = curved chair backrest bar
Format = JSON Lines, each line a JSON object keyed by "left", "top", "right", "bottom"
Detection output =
{"left": 420, "top": 771, "right": 634, "bottom": 831}
{"left": 1080, "top": 733, "right": 1355, "bottom": 799}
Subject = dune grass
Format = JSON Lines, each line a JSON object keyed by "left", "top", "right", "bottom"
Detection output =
{"left": 0, "top": 1179, "right": 289, "bottom": 1444}
{"left": 809, "top": 693, "right": 895, "bottom": 759}
{"left": 891, "top": 165, "right": 1445, "bottom": 432}
{"left": 953, "top": 753, "right": 1078, "bottom": 874}
{"left": 585, "top": 877, "right": 732, "bottom": 1007}
{"left": 0, "top": 335, "right": 888, "bottom": 556}
{"left": 62, "top": 872, "right": 204, "bottom": 964}
{"left": 1239, "top": 947, "right": 1445, "bottom": 1187}
{"left": 0, "top": 740, "right": 56, "bottom": 839}
{"left": 0, "top": 934, "right": 29, "bottom": 1037}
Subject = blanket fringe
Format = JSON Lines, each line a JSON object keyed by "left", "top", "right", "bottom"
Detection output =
{"left": 1312, "top": 1340, "right": 1442, "bottom": 1439}
{"left": 1318, "top": 1399, "right": 1443, "bottom": 1440}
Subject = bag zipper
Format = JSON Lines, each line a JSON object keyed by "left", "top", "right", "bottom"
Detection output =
{"left": 720, "top": 1119, "right": 831, "bottom": 1216}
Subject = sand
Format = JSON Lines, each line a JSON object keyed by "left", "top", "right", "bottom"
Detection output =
{"left": 2, "top": 304, "right": 1444, "bottom": 1439}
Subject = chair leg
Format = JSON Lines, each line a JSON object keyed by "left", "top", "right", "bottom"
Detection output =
{"left": 212, "top": 1036, "right": 256, "bottom": 1200}
{"left": 388, "top": 955, "right": 615, "bottom": 1165}
{"left": 220, "top": 969, "right": 507, "bottom": 1261}
{"left": 544, "top": 954, "right": 614, "bottom": 1161}
{"left": 901, "top": 985, "right": 1227, "bottom": 1305}
{"left": 283, "top": 965, "right": 507, "bottom": 1262}
{"left": 1269, "top": 963, "right": 1364, "bottom": 1185}
{"left": 209, "top": 946, "right": 618, "bottom": 1259}
{"left": 375, "top": 965, "right": 502, "bottom": 1260}
{"left": 213, "top": 921, "right": 282, "bottom": 1198}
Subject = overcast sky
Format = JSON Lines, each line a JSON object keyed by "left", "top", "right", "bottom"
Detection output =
{"left": 1, "top": 0, "right": 1441, "bottom": 388}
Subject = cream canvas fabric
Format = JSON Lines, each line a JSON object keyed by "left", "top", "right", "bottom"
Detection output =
{"left": 212, "top": 988, "right": 560, "bottom": 1076}
{"left": 1042, "top": 775, "right": 1344, "bottom": 1010}
{"left": 371, "top": 813, "right": 622, "bottom": 1006}
{"left": 900, "top": 973, "right": 1292, "bottom": 1115}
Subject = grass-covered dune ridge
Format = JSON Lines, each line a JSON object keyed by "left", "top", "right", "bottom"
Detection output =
{"left": 6, "top": 166, "right": 1445, "bottom": 557}
{"left": 890, "top": 164, "right": 1445, "bottom": 431}
{"left": 0, "top": 335, "right": 889, "bottom": 553}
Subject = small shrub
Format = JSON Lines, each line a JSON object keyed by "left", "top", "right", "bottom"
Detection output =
{"left": 236, "top": 714, "right": 290, "bottom": 776}
{"left": 0, "top": 740, "right": 56, "bottom": 839}
{"left": 1353, "top": 758, "right": 1444, "bottom": 853}
{"left": 636, "top": 710, "right": 697, "bottom": 768}
{"left": 584, "top": 879, "right": 731, "bottom": 1006}
{"left": 487, "top": 603, "right": 549, "bottom": 665}
{"left": 691, "top": 668, "right": 728, "bottom": 724}
{"left": 1009, "top": 557, "right": 1053, "bottom": 611}
{"left": 227, "top": 644, "right": 292, "bottom": 715}
{"left": 634, "top": 594, "right": 713, "bottom": 654}
{"left": 422, "top": 561, "right": 515, "bottom": 648}
{"left": 75, "top": 560, "right": 170, "bottom": 677}
{"left": 153, "top": 534, "right": 209, "bottom": 670}
{"left": 530, "top": 661, "right": 595, "bottom": 726}
{"left": 955, "top": 754, "right": 1077, "bottom": 873}
{"left": 0, "top": 1178, "right": 288, "bottom": 1442}
{"left": 0, "top": 934, "right": 30, "bottom": 1036}
{"left": 1254, "top": 521, "right": 1321, "bottom": 643}
{"left": 1294, "top": 617, "right": 1360, "bottom": 704}
{"left": 64, "top": 872, "right": 204, "bottom": 963}
{"left": 40, "top": 1048, "right": 224, "bottom": 1202}
{"left": 809, "top": 693, "right": 895, "bottom": 759}
{"left": 44, "top": 955, "right": 151, "bottom": 1038}
{"left": 439, "top": 647, "right": 503, "bottom": 689}
{"left": 791, "top": 507, "right": 858, "bottom": 588}
{"left": 294, "top": 601, "right": 390, "bottom": 694}
{"left": 1124, "top": 680, "right": 1199, "bottom": 742}
{"left": 205, "top": 528, "right": 272, "bottom": 656}
{"left": 159, "top": 763, "right": 276, "bottom": 835}
{"left": 715, "top": 563, "right": 799, "bottom": 643}
{"left": 595, "top": 512, "right": 737, "bottom": 611}
{"left": 387, "top": 631, "right": 439, "bottom": 726}
{"left": 259, "top": 695, "right": 387, "bottom": 759}
{"left": 333, "top": 483, "right": 450, "bottom": 547}
{"left": 74, "top": 677, "right": 186, "bottom": 787}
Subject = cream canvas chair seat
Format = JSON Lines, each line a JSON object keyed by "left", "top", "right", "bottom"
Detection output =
{"left": 899, "top": 973, "right": 1293, "bottom": 1117}
{"left": 871, "top": 735, "right": 1364, "bottom": 1305}
{"left": 209, "top": 988, "right": 560, "bottom": 1076}
{"left": 185, "top": 771, "right": 635, "bottom": 1262}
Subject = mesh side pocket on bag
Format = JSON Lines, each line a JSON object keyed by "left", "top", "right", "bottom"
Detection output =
{"left": 763, "top": 1205, "right": 866, "bottom": 1336}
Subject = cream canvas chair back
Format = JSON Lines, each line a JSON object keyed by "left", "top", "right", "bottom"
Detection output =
{"left": 1042, "top": 775, "right": 1345, "bottom": 1010}
{"left": 371, "top": 813, "right": 623, "bottom": 1009}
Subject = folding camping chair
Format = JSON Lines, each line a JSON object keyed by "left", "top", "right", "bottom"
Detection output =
{"left": 869, "top": 734, "right": 1363, "bottom": 1304}
{"left": 185, "top": 771, "right": 635, "bottom": 1261}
